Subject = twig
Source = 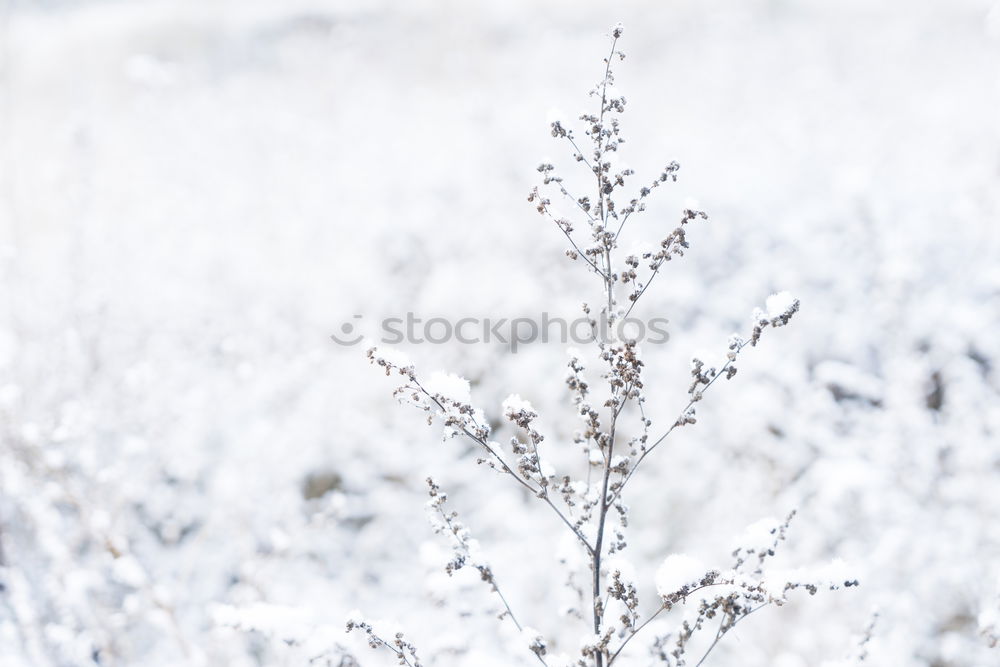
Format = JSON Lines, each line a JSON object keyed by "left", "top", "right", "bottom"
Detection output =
{"left": 608, "top": 604, "right": 667, "bottom": 664}
{"left": 414, "top": 380, "right": 595, "bottom": 555}
{"left": 693, "top": 603, "right": 769, "bottom": 667}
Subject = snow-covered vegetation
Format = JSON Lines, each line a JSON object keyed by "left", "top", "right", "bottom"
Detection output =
{"left": 1, "top": 1, "right": 998, "bottom": 666}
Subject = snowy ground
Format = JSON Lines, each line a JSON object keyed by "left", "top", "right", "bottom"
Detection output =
{"left": 1, "top": 0, "right": 999, "bottom": 665}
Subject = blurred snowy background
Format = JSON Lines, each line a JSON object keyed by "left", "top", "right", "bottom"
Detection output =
{"left": 1, "top": 0, "right": 999, "bottom": 665}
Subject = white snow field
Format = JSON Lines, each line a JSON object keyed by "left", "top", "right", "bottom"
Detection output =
{"left": 1, "top": 0, "right": 999, "bottom": 665}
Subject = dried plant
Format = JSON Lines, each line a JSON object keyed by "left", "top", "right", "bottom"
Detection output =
{"left": 356, "top": 24, "right": 849, "bottom": 666}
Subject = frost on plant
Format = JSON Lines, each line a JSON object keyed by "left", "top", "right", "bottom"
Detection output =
{"left": 359, "top": 24, "right": 847, "bottom": 666}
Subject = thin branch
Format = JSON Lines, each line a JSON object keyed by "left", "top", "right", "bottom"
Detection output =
{"left": 414, "top": 380, "right": 595, "bottom": 555}
{"left": 693, "top": 603, "right": 770, "bottom": 667}
{"left": 608, "top": 604, "right": 667, "bottom": 664}
{"left": 565, "top": 133, "right": 596, "bottom": 173}
{"left": 589, "top": 38, "right": 622, "bottom": 666}
{"left": 368, "top": 631, "right": 416, "bottom": 667}
{"left": 608, "top": 341, "right": 748, "bottom": 508}
{"left": 621, "top": 251, "right": 669, "bottom": 322}
{"left": 541, "top": 204, "right": 608, "bottom": 279}
{"left": 553, "top": 179, "right": 600, "bottom": 225}
{"left": 612, "top": 210, "right": 632, "bottom": 242}
{"left": 432, "top": 502, "right": 549, "bottom": 667}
